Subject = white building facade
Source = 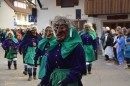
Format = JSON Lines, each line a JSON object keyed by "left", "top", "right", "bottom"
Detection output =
{"left": 0, "top": 0, "right": 15, "bottom": 29}
{"left": 36, "top": 0, "right": 89, "bottom": 32}
{"left": 36, "top": 0, "right": 130, "bottom": 37}
{"left": 0, "top": 0, "right": 33, "bottom": 29}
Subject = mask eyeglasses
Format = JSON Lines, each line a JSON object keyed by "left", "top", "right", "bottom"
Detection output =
{"left": 45, "top": 30, "right": 52, "bottom": 33}
{"left": 85, "top": 26, "right": 89, "bottom": 29}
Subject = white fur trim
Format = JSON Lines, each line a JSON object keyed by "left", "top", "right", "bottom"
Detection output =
{"left": 106, "top": 27, "right": 110, "bottom": 31}
{"left": 30, "top": 25, "right": 38, "bottom": 31}
{"left": 6, "top": 30, "right": 14, "bottom": 36}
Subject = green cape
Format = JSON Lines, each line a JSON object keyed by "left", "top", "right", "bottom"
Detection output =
{"left": 80, "top": 28, "right": 96, "bottom": 40}
{"left": 12, "top": 37, "right": 18, "bottom": 43}
{"left": 38, "top": 35, "right": 56, "bottom": 51}
{"left": 5, "top": 37, "right": 18, "bottom": 43}
{"left": 47, "top": 27, "right": 82, "bottom": 59}
{"left": 0, "top": 29, "right": 2, "bottom": 34}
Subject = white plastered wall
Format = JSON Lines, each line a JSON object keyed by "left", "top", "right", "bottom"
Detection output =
{"left": 0, "top": 1, "right": 15, "bottom": 29}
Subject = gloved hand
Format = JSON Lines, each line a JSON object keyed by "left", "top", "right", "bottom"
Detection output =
{"left": 103, "top": 45, "right": 106, "bottom": 50}
{"left": 37, "top": 83, "right": 44, "bottom": 86}
{"left": 19, "top": 48, "right": 22, "bottom": 55}
{"left": 34, "top": 61, "right": 37, "bottom": 67}
{"left": 5, "top": 49, "right": 7, "bottom": 52}
{"left": 47, "top": 80, "right": 52, "bottom": 86}
{"left": 37, "top": 83, "right": 46, "bottom": 86}
{"left": 57, "top": 78, "right": 68, "bottom": 86}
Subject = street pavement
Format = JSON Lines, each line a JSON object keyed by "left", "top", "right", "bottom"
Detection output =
{"left": 0, "top": 45, "right": 130, "bottom": 86}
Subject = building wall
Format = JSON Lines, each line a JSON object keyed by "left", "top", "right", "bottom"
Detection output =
{"left": 36, "top": 0, "right": 130, "bottom": 38}
{"left": 0, "top": 1, "right": 15, "bottom": 29}
{"left": 15, "top": 13, "right": 33, "bottom": 29}
{"left": 36, "top": 0, "right": 88, "bottom": 32}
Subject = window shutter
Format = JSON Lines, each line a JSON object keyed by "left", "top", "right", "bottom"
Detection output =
{"left": 73, "top": 0, "right": 79, "bottom": 6}
{"left": 56, "top": 0, "right": 61, "bottom": 6}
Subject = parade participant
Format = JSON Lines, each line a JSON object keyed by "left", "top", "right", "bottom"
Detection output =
{"left": 2, "top": 30, "right": 19, "bottom": 70}
{"left": 100, "top": 27, "right": 106, "bottom": 56}
{"left": 34, "top": 26, "right": 55, "bottom": 79}
{"left": 16, "top": 30, "right": 22, "bottom": 41}
{"left": 80, "top": 22, "right": 97, "bottom": 74}
{"left": 124, "top": 38, "right": 130, "bottom": 69}
{"left": 113, "top": 26, "right": 122, "bottom": 64}
{"left": 19, "top": 25, "right": 42, "bottom": 81}
{"left": 38, "top": 16, "right": 86, "bottom": 86}
{"left": 116, "top": 30, "right": 125, "bottom": 66}
{"left": 19, "top": 28, "right": 31, "bottom": 75}
{"left": 0, "top": 29, "right": 5, "bottom": 43}
{"left": 104, "top": 27, "right": 114, "bottom": 62}
{"left": 95, "top": 33, "right": 99, "bottom": 60}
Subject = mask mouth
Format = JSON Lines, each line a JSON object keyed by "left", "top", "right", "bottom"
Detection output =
{"left": 56, "top": 31, "right": 66, "bottom": 41}
{"left": 46, "top": 33, "right": 53, "bottom": 38}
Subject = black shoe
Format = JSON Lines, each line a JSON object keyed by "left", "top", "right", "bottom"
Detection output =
{"left": 8, "top": 64, "right": 11, "bottom": 70}
{"left": 14, "top": 64, "right": 17, "bottom": 70}
{"left": 14, "top": 66, "right": 17, "bottom": 70}
{"left": 33, "top": 72, "right": 37, "bottom": 80}
{"left": 8, "top": 67, "right": 11, "bottom": 70}
{"left": 28, "top": 76, "right": 32, "bottom": 81}
{"left": 33, "top": 76, "right": 37, "bottom": 80}
{"left": 88, "top": 72, "right": 91, "bottom": 74}
{"left": 23, "top": 71, "right": 28, "bottom": 75}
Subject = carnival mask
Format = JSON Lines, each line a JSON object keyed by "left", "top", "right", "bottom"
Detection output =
{"left": 31, "top": 27, "right": 37, "bottom": 36}
{"left": 45, "top": 27, "right": 53, "bottom": 39}
{"left": 54, "top": 19, "right": 68, "bottom": 41}
{"left": 85, "top": 25, "right": 91, "bottom": 32}
{"left": 8, "top": 33, "right": 13, "bottom": 39}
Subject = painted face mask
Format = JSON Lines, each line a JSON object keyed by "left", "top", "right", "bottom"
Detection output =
{"left": 45, "top": 27, "right": 53, "bottom": 39}
{"left": 54, "top": 19, "right": 68, "bottom": 41}
{"left": 31, "top": 27, "right": 37, "bottom": 36}
{"left": 8, "top": 33, "right": 13, "bottom": 39}
{"left": 85, "top": 25, "right": 91, "bottom": 32}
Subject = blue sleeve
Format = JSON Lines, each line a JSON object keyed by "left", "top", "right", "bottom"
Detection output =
{"left": 2, "top": 41, "right": 7, "bottom": 50}
{"left": 66, "top": 44, "right": 86, "bottom": 84}
{"left": 124, "top": 46, "right": 130, "bottom": 52}
{"left": 116, "top": 37, "right": 124, "bottom": 45}
{"left": 92, "top": 38, "right": 98, "bottom": 50}
{"left": 19, "top": 40, "right": 26, "bottom": 49}
{"left": 34, "top": 48, "right": 43, "bottom": 61}
{"left": 18, "top": 40, "right": 27, "bottom": 53}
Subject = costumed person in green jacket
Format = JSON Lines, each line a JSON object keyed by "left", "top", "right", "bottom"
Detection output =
{"left": 34, "top": 26, "right": 55, "bottom": 79}
{"left": 19, "top": 28, "right": 31, "bottom": 75}
{"left": 0, "top": 29, "right": 5, "bottom": 43}
{"left": 37, "top": 15, "right": 86, "bottom": 86}
{"left": 19, "top": 25, "right": 42, "bottom": 81}
{"left": 80, "top": 22, "right": 97, "bottom": 74}
{"left": 2, "top": 30, "right": 19, "bottom": 70}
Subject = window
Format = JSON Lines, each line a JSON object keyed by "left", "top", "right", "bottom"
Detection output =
{"left": 14, "top": 1, "right": 17, "bottom": 7}
{"left": 61, "top": 0, "right": 74, "bottom": 7}
{"left": 15, "top": 1, "right": 26, "bottom": 9}
{"left": 24, "top": 16, "right": 27, "bottom": 21}
{"left": 17, "top": 14, "right": 21, "bottom": 20}
{"left": 17, "top": 2, "right": 20, "bottom": 7}
{"left": 23, "top": 4, "right": 26, "bottom": 9}
{"left": 125, "top": 23, "right": 130, "bottom": 28}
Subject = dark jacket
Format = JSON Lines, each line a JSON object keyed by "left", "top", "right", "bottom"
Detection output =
{"left": 104, "top": 31, "right": 114, "bottom": 49}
